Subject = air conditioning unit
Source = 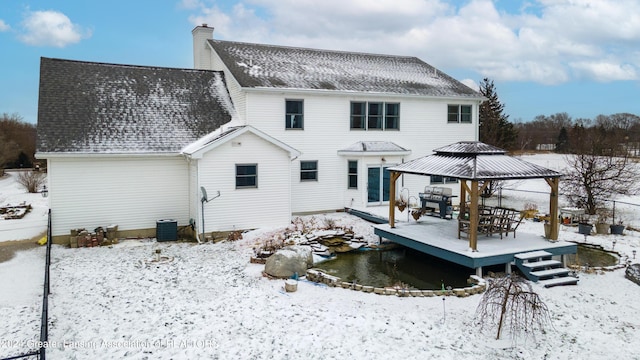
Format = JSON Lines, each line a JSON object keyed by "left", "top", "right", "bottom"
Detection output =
{"left": 156, "top": 219, "right": 177, "bottom": 241}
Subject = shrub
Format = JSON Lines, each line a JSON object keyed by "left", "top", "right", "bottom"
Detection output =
{"left": 16, "top": 171, "right": 45, "bottom": 194}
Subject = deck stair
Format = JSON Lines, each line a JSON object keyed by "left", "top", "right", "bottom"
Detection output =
{"left": 514, "top": 250, "right": 578, "bottom": 288}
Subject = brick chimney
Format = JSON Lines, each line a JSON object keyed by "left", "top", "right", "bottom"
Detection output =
{"left": 192, "top": 24, "right": 214, "bottom": 70}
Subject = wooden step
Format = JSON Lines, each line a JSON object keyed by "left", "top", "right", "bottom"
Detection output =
{"left": 514, "top": 250, "right": 553, "bottom": 261}
{"left": 530, "top": 268, "right": 570, "bottom": 279}
{"left": 539, "top": 276, "right": 579, "bottom": 288}
{"left": 520, "top": 259, "right": 562, "bottom": 269}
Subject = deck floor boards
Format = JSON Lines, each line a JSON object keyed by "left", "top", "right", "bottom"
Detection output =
{"left": 372, "top": 215, "right": 577, "bottom": 269}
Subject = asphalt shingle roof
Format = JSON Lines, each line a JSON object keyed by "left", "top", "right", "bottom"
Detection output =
{"left": 208, "top": 40, "right": 483, "bottom": 98}
{"left": 37, "top": 58, "right": 234, "bottom": 154}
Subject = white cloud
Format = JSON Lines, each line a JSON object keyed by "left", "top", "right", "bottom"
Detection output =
{"left": 19, "top": 10, "right": 91, "bottom": 47}
{"left": 0, "top": 19, "right": 10, "bottom": 32}
{"left": 185, "top": 0, "right": 640, "bottom": 84}
{"left": 571, "top": 61, "right": 638, "bottom": 82}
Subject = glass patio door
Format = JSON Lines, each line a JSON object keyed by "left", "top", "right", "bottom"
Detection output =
{"left": 368, "top": 166, "right": 391, "bottom": 204}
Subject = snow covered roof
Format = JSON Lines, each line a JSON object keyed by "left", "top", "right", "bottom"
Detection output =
{"left": 208, "top": 40, "right": 484, "bottom": 98}
{"left": 36, "top": 58, "right": 235, "bottom": 154}
{"left": 388, "top": 141, "right": 562, "bottom": 180}
{"left": 337, "top": 141, "right": 411, "bottom": 156}
{"left": 182, "top": 125, "right": 301, "bottom": 159}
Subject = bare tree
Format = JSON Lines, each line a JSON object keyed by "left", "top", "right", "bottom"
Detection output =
{"left": 562, "top": 153, "right": 639, "bottom": 215}
{"left": 475, "top": 274, "right": 552, "bottom": 340}
{"left": 561, "top": 116, "right": 640, "bottom": 215}
{"left": 16, "top": 171, "right": 45, "bottom": 193}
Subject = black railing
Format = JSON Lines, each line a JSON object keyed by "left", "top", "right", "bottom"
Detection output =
{"left": 39, "top": 209, "right": 52, "bottom": 359}
{"left": 1, "top": 209, "right": 52, "bottom": 360}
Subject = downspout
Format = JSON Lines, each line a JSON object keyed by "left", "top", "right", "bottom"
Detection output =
{"left": 195, "top": 158, "right": 203, "bottom": 243}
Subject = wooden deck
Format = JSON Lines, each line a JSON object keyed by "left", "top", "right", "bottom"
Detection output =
{"left": 372, "top": 215, "right": 577, "bottom": 270}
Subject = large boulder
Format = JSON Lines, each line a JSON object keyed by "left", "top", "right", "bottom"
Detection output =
{"left": 264, "top": 246, "right": 312, "bottom": 278}
{"left": 626, "top": 264, "right": 640, "bottom": 286}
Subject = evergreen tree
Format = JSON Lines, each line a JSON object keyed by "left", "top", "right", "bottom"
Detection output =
{"left": 556, "top": 127, "right": 569, "bottom": 153}
{"left": 478, "top": 78, "right": 517, "bottom": 150}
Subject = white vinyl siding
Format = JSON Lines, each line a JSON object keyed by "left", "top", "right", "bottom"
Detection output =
{"left": 197, "top": 132, "right": 292, "bottom": 231}
{"left": 47, "top": 156, "right": 189, "bottom": 237}
{"left": 210, "top": 49, "right": 247, "bottom": 122}
{"left": 244, "top": 91, "right": 477, "bottom": 212}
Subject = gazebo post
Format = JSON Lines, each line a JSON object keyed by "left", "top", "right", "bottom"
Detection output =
{"left": 469, "top": 180, "right": 479, "bottom": 251}
{"left": 389, "top": 171, "right": 401, "bottom": 228}
{"left": 545, "top": 177, "right": 560, "bottom": 240}
{"left": 459, "top": 180, "right": 466, "bottom": 218}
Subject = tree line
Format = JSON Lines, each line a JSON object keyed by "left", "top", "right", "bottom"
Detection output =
{"left": 0, "top": 113, "right": 37, "bottom": 175}
{"left": 478, "top": 78, "right": 640, "bottom": 215}
{"left": 478, "top": 77, "right": 640, "bottom": 155}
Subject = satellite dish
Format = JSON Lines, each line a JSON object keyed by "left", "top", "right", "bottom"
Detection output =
{"left": 200, "top": 186, "right": 208, "bottom": 202}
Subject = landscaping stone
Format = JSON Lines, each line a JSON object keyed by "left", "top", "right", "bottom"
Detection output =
{"left": 625, "top": 264, "right": 640, "bottom": 286}
{"left": 264, "top": 246, "right": 312, "bottom": 278}
{"left": 385, "top": 288, "right": 398, "bottom": 296}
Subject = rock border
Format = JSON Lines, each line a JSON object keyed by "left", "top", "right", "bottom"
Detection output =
{"left": 566, "top": 241, "right": 628, "bottom": 273}
{"left": 306, "top": 269, "right": 486, "bottom": 297}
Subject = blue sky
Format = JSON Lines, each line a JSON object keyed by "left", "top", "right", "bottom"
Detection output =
{"left": 1, "top": 0, "right": 639, "bottom": 124}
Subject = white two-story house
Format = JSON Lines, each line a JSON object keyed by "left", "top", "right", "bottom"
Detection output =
{"left": 37, "top": 25, "right": 483, "bottom": 243}
{"left": 192, "top": 25, "right": 483, "bottom": 212}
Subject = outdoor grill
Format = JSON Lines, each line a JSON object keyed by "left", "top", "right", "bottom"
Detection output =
{"left": 419, "top": 186, "right": 457, "bottom": 219}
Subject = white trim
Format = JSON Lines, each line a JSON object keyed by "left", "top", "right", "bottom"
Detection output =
{"left": 337, "top": 150, "right": 411, "bottom": 157}
{"left": 35, "top": 152, "right": 182, "bottom": 159}
{"left": 183, "top": 125, "right": 302, "bottom": 160}
{"left": 242, "top": 86, "right": 486, "bottom": 102}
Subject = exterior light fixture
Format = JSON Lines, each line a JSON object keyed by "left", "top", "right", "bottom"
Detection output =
{"left": 41, "top": 185, "right": 48, "bottom": 198}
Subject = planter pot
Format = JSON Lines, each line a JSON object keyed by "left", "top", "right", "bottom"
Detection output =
{"left": 595, "top": 223, "right": 609, "bottom": 235}
{"left": 610, "top": 224, "right": 625, "bottom": 235}
{"left": 397, "top": 204, "right": 406, "bottom": 212}
{"left": 578, "top": 223, "right": 593, "bottom": 235}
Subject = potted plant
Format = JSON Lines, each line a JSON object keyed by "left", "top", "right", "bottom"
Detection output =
{"left": 396, "top": 195, "right": 407, "bottom": 212}
{"left": 522, "top": 202, "right": 538, "bottom": 219}
{"left": 610, "top": 221, "right": 625, "bottom": 235}
{"left": 595, "top": 210, "right": 610, "bottom": 235}
{"left": 411, "top": 209, "right": 423, "bottom": 221}
{"left": 610, "top": 201, "right": 625, "bottom": 235}
{"left": 578, "top": 221, "right": 593, "bottom": 236}
{"left": 543, "top": 220, "right": 559, "bottom": 240}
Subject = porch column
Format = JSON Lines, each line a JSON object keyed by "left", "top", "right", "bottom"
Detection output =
{"left": 389, "top": 171, "right": 401, "bottom": 228}
{"left": 469, "top": 180, "right": 479, "bottom": 251}
{"left": 459, "top": 180, "right": 466, "bottom": 217}
{"left": 545, "top": 177, "right": 560, "bottom": 241}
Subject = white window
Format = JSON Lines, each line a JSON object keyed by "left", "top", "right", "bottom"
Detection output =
{"left": 447, "top": 105, "right": 472, "bottom": 123}
{"left": 286, "top": 100, "right": 304, "bottom": 129}
{"left": 351, "top": 102, "right": 400, "bottom": 130}
{"left": 300, "top": 161, "right": 318, "bottom": 181}
{"left": 236, "top": 164, "right": 257, "bottom": 188}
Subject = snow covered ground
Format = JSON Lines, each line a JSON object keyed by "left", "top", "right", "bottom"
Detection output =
{"left": 0, "top": 171, "right": 49, "bottom": 242}
{"left": 1, "top": 156, "right": 640, "bottom": 359}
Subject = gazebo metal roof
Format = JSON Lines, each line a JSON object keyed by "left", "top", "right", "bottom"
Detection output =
{"left": 386, "top": 141, "right": 563, "bottom": 251}
{"left": 388, "top": 141, "right": 562, "bottom": 180}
